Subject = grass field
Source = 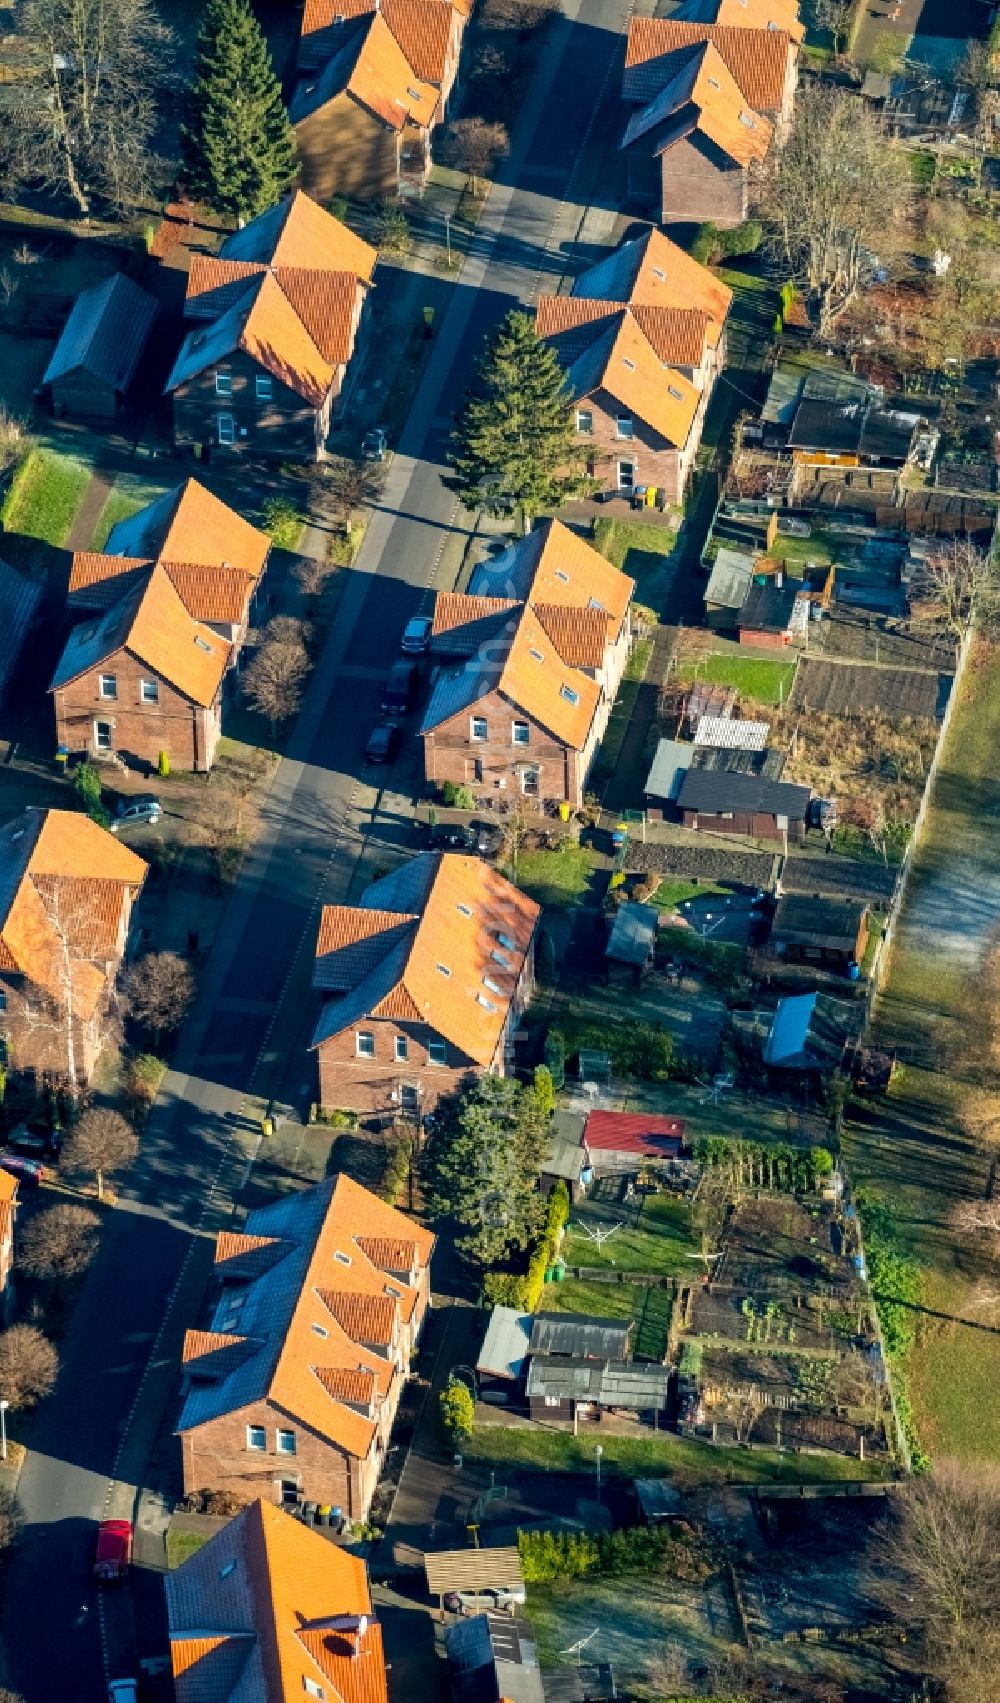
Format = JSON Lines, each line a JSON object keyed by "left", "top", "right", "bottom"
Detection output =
{"left": 592, "top": 518, "right": 680, "bottom": 613}
{"left": 511, "top": 843, "right": 598, "bottom": 908}
{"left": 464, "top": 1423, "right": 887, "bottom": 1485}
{"left": 674, "top": 653, "right": 798, "bottom": 706}
{"left": 651, "top": 877, "right": 729, "bottom": 911}
{"left": 530, "top": 1573, "right": 736, "bottom": 1701}
{"left": 165, "top": 1528, "right": 210, "bottom": 1569}
{"left": 2, "top": 448, "right": 91, "bottom": 546}
{"left": 561, "top": 1195, "right": 694, "bottom": 1277}
{"left": 90, "top": 473, "right": 169, "bottom": 550}
{"left": 843, "top": 637, "right": 1000, "bottom": 1461}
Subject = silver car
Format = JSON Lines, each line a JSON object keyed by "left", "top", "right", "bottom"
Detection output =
{"left": 111, "top": 795, "right": 162, "bottom": 831}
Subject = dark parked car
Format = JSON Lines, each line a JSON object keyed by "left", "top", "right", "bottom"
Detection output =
{"left": 401, "top": 615, "right": 433, "bottom": 655}
{"left": 7, "top": 1123, "right": 60, "bottom": 1159}
{"left": 429, "top": 820, "right": 504, "bottom": 856}
{"left": 381, "top": 660, "right": 417, "bottom": 716}
{"left": 365, "top": 722, "right": 401, "bottom": 764}
{"left": 471, "top": 820, "right": 505, "bottom": 858}
{"left": 0, "top": 1151, "right": 44, "bottom": 1187}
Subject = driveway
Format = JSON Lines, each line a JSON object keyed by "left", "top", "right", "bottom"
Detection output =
{"left": 0, "top": 0, "right": 636, "bottom": 1695}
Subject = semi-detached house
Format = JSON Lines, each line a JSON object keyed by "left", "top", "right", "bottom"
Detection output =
{"left": 421, "top": 519, "right": 634, "bottom": 807}
{"left": 177, "top": 1174, "right": 435, "bottom": 1523}
{"left": 537, "top": 228, "right": 733, "bottom": 506}
{"left": 311, "top": 851, "right": 539, "bottom": 1118}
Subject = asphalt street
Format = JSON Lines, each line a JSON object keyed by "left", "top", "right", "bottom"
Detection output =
{"left": 0, "top": 1, "right": 634, "bottom": 1696}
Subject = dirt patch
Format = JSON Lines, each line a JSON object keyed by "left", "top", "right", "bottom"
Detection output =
{"left": 782, "top": 856, "right": 897, "bottom": 903}
{"left": 626, "top": 842, "right": 776, "bottom": 888}
{"left": 792, "top": 657, "right": 952, "bottom": 720}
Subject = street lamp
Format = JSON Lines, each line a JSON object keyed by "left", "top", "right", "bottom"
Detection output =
{"left": 0, "top": 1399, "right": 9, "bottom": 1462}
{"left": 594, "top": 1443, "right": 603, "bottom": 1495}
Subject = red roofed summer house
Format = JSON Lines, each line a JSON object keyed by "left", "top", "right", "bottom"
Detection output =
{"left": 176, "top": 1175, "right": 434, "bottom": 1521}
{"left": 311, "top": 852, "right": 539, "bottom": 1119}
{"left": 166, "top": 192, "right": 377, "bottom": 462}
{"left": 583, "top": 1109, "right": 687, "bottom": 1176}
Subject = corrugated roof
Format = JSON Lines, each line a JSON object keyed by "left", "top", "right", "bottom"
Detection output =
{"left": 583, "top": 1110, "right": 686, "bottom": 1154}
{"left": 167, "top": 1498, "right": 387, "bottom": 1703}
{"left": 676, "top": 767, "right": 810, "bottom": 819}
{"left": 525, "top": 1356, "right": 670, "bottom": 1408}
{"left": 705, "top": 547, "right": 756, "bottom": 610}
{"left": 310, "top": 853, "right": 539, "bottom": 1069}
{"left": 771, "top": 893, "right": 867, "bottom": 952}
{"left": 477, "top": 1306, "right": 533, "bottom": 1380}
{"left": 694, "top": 715, "right": 770, "bottom": 749}
{"left": 43, "top": 271, "right": 157, "bottom": 393}
{"left": 738, "top": 579, "right": 797, "bottom": 633}
{"left": 644, "top": 737, "right": 694, "bottom": 802}
{"left": 625, "top": 17, "right": 793, "bottom": 110}
{"left": 424, "top": 1548, "right": 524, "bottom": 1598}
{"left": 529, "top": 1314, "right": 632, "bottom": 1358}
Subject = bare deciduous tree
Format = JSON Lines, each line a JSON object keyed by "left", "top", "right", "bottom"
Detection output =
{"left": 19, "top": 1204, "right": 101, "bottom": 1284}
{"left": 122, "top": 951, "right": 194, "bottom": 1047}
{"left": 811, "top": 0, "right": 853, "bottom": 52}
{"left": 15, "top": 0, "right": 171, "bottom": 216}
{"left": 5, "top": 878, "right": 123, "bottom": 1093}
{"left": 0, "top": 1324, "right": 58, "bottom": 1410}
{"left": 242, "top": 616, "right": 311, "bottom": 731}
{"left": 0, "top": 407, "right": 31, "bottom": 478}
{"left": 440, "top": 117, "right": 509, "bottom": 194}
{"left": 884, "top": 1461, "right": 1000, "bottom": 1633}
{"left": 309, "top": 457, "right": 385, "bottom": 537}
{"left": 62, "top": 1107, "right": 138, "bottom": 1202}
{"left": 908, "top": 538, "right": 999, "bottom": 659}
{"left": 762, "top": 84, "right": 910, "bottom": 336}
{"left": 0, "top": 1488, "right": 23, "bottom": 1551}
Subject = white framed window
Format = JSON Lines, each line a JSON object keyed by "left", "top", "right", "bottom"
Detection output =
{"left": 356, "top": 1031, "right": 375, "bottom": 1058}
{"left": 140, "top": 679, "right": 158, "bottom": 704}
{"left": 544, "top": 1395, "right": 561, "bottom": 1407}
{"left": 521, "top": 766, "right": 540, "bottom": 797}
{"left": 576, "top": 409, "right": 593, "bottom": 435}
{"left": 99, "top": 673, "right": 117, "bottom": 700}
{"left": 470, "top": 715, "right": 488, "bottom": 741}
{"left": 94, "top": 720, "right": 113, "bottom": 752}
{"left": 246, "top": 1424, "right": 266, "bottom": 1451}
{"left": 512, "top": 721, "right": 529, "bottom": 746}
{"left": 617, "top": 460, "right": 635, "bottom": 492}
{"left": 615, "top": 415, "right": 634, "bottom": 440}
{"left": 255, "top": 373, "right": 273, "bottom": 401}
{"left": 217, "top": 413, "right": 236, "bottom": 446}
{"left": 304, "top": 1681, "right": 326, "bottom": 1700}
{"left": 560, "top": 684, "right": 580, "bottom": 705}
{"left": 214, "top": 371, "right": 233, "bottom": 397}
{"left": 428, "top": 1039, "right": 446, "bottom": 1065}
{"left": 395, "top": 1035, "right": 409, "bottom": 1062}
{"left": 276, "top": 1429, "right": 296, "bottom": 1454}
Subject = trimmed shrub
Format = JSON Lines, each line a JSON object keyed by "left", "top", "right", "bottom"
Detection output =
{"left": 441, "top": 780, "right": 476, "bottom": 810}
{"left": 543, "top": 1027, "right": 566, "bottom": 1089}
{"left": 439, "top": 1376, "right": 475, "bottom": 1443}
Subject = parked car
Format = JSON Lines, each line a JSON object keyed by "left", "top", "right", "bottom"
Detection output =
{"left": 362, "top": 426, "right": 388, "bottom": 461}
{"left": 381, "top": 660, "right": 417, "bottom": 716}
{"left": 107, "top": 1682, "right": 138, "bottom": 1703}
{"left": 365, "top": 723, "right": 401, "bottom": 765}
{"left": 444, "top": 1584, "right": 527, "bottom": 1614}
{"left": 471, "top": 820, "right": 505, "bottom": 859}
{"left": 430, "top": 822, "right": 477, "bottom": 851}
{"left": 0, "top": 1152, "right": 44, "bottom": 1187}
{"left": 401, "top": 614, "right": 433, "bottom": 655}
{"left": 7, "top": 1123, "right": 60, "bottom": 1159}
{"left": 94, "top": 1518, "right": 133, "bottom": 1582}
{"left": 111, "top": 794, "right": 162, "bottom": 832}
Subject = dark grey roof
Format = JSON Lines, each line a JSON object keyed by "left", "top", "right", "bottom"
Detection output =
{"left": 43, "top": 272, "right": 158, "bottom": 393}
{"left": 677, "top": 768, "right": 810, "bottom": 821}
{"left": 738, "top": 580, "right": 798, "bottom": 634}
{"left": 0, "top": 559, "right": 42, "bottom": 700}
{"left": 526, "top": 1356, "right": 669, "bottom": 1409}
{"left": 542, "top": 1666, "right": 617, "bottom": 1703}
{"left": 635, "top": 1478, "right": 684, "bottom": 1520}
{"left": 691, "top": 745, "right": 786, "bottom": 779}
{"left": 606, "top": 901, "right": 658, "bottom": 967}
{"left": 543, "top": 1135, "right": 588, "bottom": 1183}
{"left": 771, "top": 893, "right": 868, "bottom": 952}
{"left": 788, "top": 397, "right": 918, "bottom": 463}
{"left": 446, "top": 1614, "right": 545, "bottom": 1703}
{"left": 529, "top": 1314, "right": 631, "bottom": 1359}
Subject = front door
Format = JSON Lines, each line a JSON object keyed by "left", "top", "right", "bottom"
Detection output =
{"left": 400, "top": 1083, "right": 419, "bottom": 1115}
{"left": 94, "top": 720, "right": 113, "bottom": 751}
{"left": 617, "top": 459, "right": 636, "bottom": 493}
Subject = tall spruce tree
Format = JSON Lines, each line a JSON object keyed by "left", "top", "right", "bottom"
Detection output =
{"left": 451, "top": 310, "right": 590, "bottom": 532}
{"left": 181, "top": 0, "right": 296, "bottom": 222}
{"left": 425, "top": 1076, "right": 549, "bottom": 1270}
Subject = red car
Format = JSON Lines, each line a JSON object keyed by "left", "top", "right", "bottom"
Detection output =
{"left": 94, "top": 1519, "right": 133, "bottom": 1582}
{"left": 0, "top": 1152, "right": 44, "bottom": 1187}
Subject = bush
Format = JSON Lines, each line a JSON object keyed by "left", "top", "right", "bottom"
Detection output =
{"left": 124, "top": 1052, "right": 166, "bottom": 1110}
{"left": 678, "top": 1341, "right": 703, "bottom": 1378}
{"left": 482, "top": 1271, "right": 527, "bottom": 1307}
{"left": 543, "top": 1027, "right": 565, "bottom": 1090}
{"left": 73, "top": 762, "right": 103, "bottom": 815}
{"left": 380, "top": 1136, "right": 413, "bottom": 1206}
{"left": 158, "top": 750, "right": 170, "bottom": 778}
{"left": 439, "top": 1376, "right": 475, "bottom": 1443}
{"left": 533, "top": 1064, "right": 555, "bottom": 1118}
{"left": 259, "top": 493, "right": 303, "bottom": 551}
{"left": 441, "top": 780, "right": 476, "bottom": 810}
{"left": 547, "top": 1179, "right": 570, "bottom": 1233}
{"left": 691, "top": 218, "right": 763, "bottom": 265}
{"left": 315, "top": 1107, "right": 359, "bottom": 1128}
{"left": 518, "top": 1524, "right": 712, "bottom": 1584}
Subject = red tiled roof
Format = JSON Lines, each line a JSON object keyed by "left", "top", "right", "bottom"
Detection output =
{"left": 625, "top": 16, "right": 794, "bottom": 110}
{"left": 584, "top": 1110, "right": 686, "bottom": 1155}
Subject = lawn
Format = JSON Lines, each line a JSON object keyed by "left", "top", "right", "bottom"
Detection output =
{"left": 510, "top": 843, "right": 598, "bottom": 909}
{"left": 650, "top": 877, "right": 729, "bottom": 912}
{"left": 561, "top": 1194, "right": 694, "bottom": 1278}
{"left": 165, "top": 1527, "right": 211, "bottom": 1569}
{"left": 1, "top": 448, "right": 91, "bottom": 546}
{"left": 674, "top": 652, "right": 798, "bottom": 707}
{"left": 464, "top": 1423, "right": 888, "bottom": 1485}
{"left": 842, "top": 636, "right": 1000, "bottom": 1461}
{"left": 530, "top": 1573, "right": 736, "bottom": 1701}
{"left": 90, "top": 474, "right": 168, "bottom": 550}
{"left": 592, "top": 518, "right": 680, "bottom": 613}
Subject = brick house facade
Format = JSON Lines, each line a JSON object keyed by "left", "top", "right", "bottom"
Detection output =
{"left": 311, "top": 853, "right": 539, "bottom": 1118}
{"left": 177, "top": 1176, "right": 434, "bottom": 1520}
{"left": 575, "top": 382, "right": 711, "bottom": 506}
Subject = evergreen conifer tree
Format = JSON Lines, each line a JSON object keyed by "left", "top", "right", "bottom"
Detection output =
{"left": 451, "top": 310, "right": 590, "bottom": 531}
{"left": 181, "top": 0, "right": 296, "bottom": 222}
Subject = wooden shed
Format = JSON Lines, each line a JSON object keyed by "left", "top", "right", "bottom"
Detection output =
{"left": 43, "top": 272, "right": 158, "bottom": 420}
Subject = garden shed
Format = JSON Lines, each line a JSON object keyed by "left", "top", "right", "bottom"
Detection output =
{"left": 606, "top": 901, "right": 658, "bottom": 985}
{"left": 770, "top": 894, "right": 869, "bottom": 970}
{"left": 44, "top": 272, "right": 158, "bottom": 419}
